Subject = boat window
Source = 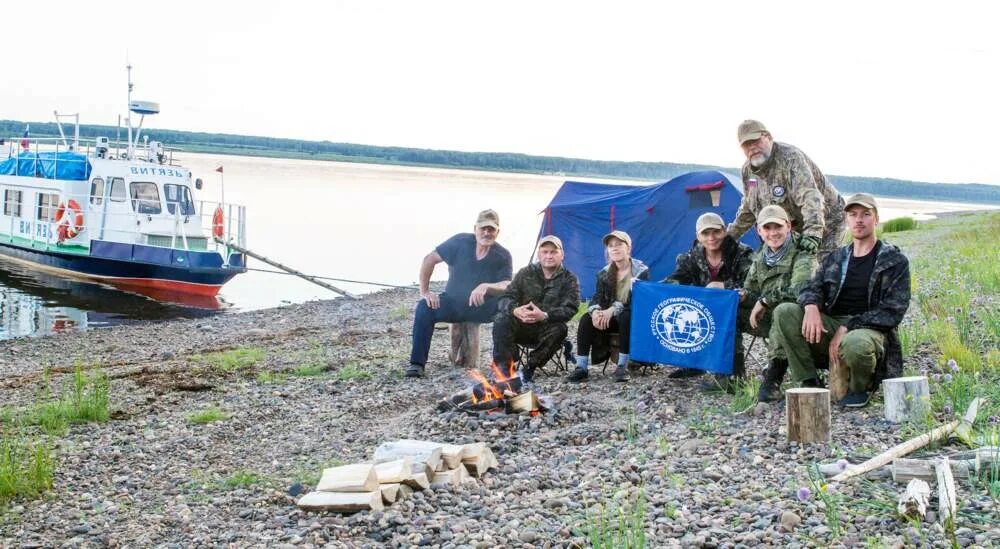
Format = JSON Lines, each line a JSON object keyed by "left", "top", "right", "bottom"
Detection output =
{"left": 90, "top": 178, "right": 105, "bottom": 206}
{"left": 130, "top": 182, "right": 162, "bottom": 214}
{"left": 37, "top": 192, "right": 59, "bottom": 221}
{"left": 164, "top": 184, "right": 196, "bottom": 215}
{"left": 3, "top": 189, "right": 22, "bottom": 217}
{"left": 110, "top": 178, "right": 126, "bottom": 202}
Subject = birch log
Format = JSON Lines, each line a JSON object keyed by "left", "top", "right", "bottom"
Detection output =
{"left": 831, "top": 420, "right": 959, "bottom": 482}
{"left": 786, "top": 388, "right": 831, "bottom": 443}
{"left": 882, "top": 376, "right": 930, "bottom": 423}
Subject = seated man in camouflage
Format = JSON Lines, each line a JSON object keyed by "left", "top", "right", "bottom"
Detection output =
{"left": 738, "top": 205, "right": 817, "bottom": 401}
{"left": 492, "top": 236, "right": 581, "bottom": 383}
{"left": 769, "top": 194, "right": 911, "bottom": 408}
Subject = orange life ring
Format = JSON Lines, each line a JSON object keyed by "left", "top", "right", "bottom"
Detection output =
{"left": 212, "top": 206, "right": 224, "bottom": 238}
{"left": 55, "top": 199, "right": 84, "bottom": 242}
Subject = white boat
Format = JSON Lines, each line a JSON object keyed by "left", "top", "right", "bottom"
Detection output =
{"left": 0, "top": 66, "right": 246, "bottom": 301}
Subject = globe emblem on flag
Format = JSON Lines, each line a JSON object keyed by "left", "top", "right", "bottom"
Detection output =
{"left": 651, "top": 297, "right": 716, "bottom": 353}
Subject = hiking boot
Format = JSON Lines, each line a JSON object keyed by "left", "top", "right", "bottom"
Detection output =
{"left": 405, "top": 363, "right": 425, "bottom": 378}
{"left": 613, "top": 366, "right": 630, "bottom": 382}
{"left": 757, "top": 359, "right": 788, "bottom": 403}
{"left": 668, "top": 368, "right": 704, "bottom": 379}
{"left": 801, "top": 377, "right": 824, "bottom": 388}
{"left": 567, "top": 367, "right": 589, "bottom": 383}
{"left": 839, "top": 391, "right": 872, "bottom": 408}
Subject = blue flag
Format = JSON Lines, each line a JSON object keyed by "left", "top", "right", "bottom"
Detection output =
{"left": 629, "top": 281, "right": 739, "bottom": 374}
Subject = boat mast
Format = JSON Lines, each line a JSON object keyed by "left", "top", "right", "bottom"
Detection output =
{"left": 126, "top": 63, "right": 134, "bottom": 160}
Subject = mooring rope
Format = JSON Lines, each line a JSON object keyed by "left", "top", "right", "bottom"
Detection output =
{"left": 244, "top": 266, "right": 418, "bottom": 290}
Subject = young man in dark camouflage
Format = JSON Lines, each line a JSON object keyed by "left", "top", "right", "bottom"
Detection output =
{"left": 728, "top": 120, "right": 846, "bottom": 262}
{"left": 768, "top": 193, "right": 911, "bottom": 408}
{"left": 492, "top": 235, "right": 581, "bottom": 383}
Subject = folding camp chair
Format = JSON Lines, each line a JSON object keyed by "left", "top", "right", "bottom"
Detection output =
{"left": 515, "top": 338, "right": 572, "bottom": 378}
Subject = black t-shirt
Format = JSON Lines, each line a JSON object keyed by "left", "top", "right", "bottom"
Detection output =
{"left": 436, "top": 233, "right": 513, "bottom": 301}
{"left": 830, "top": 241, "right": 881, "bottom": 316}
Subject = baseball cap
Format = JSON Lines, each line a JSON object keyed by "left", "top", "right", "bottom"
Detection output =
{"left": 843, "top": 193, "right": 878, "bottom": 213}
{"left": 475, "top": 209, "right": 500, "bottom": 229}
{"left": 738, "top": 119, "right": 769, "bottom": 144}
{"left": 602, "top": 230, "right": 632, "bottom": 248}
{"left": 537, "top": 235, "right": 563, "bottom": 251}
{"left": 696, "top": 212, "right": 726, "bottom": 234}
{"left": 757, "top": 205, "right": 791, "bottom": 227}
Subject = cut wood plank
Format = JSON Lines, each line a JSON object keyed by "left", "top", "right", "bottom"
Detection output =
{"left": 431, "top": 465, "right": 469, "bottom": 488}
{"left": 380, "top": 483, "right": 400, "bottom": 504}
{"left": 882, "top": 376, "right": 930, "bottom": 423}
{"left": 463, "top": 447, "right": 498, "bottom": 477}
{"left": 297, "top": 490, "right": 384, "bottom": 513}
{"left": 397, "top": 484, "right": 414, "bottom": 500}
{"left": 896, "top": 479, "right": 931, "bottom": 519}
{"left": 935, "top": 457, "right": 957, "bottom": 524}
{"left": 461, "top": 442, "right": 487, "bottom": 462}
{"left": 831, "top": 420, "right": 959, "bottom": 483}
{"left": 374, "top": 440, "right": 444, "bottom": 472}
{"left": 316, "top": 464, "right": 378, "bottom": 493}
{"left": 785, "top": 388, "right": 831, "bottom": 443}
{"left": 891, "top": 458, "right": 975, "bottom": 483}
{"left": 402, "top": 472, "right": 430, "bottom": 490}
{"left": 374, "top": 458, "right": 413, "bottom": 484}
{"left": 508, "top": 391, "right": 541, "bottom": 413}
{"left": 440, "top": 444, "right": 466, "bottom": 469}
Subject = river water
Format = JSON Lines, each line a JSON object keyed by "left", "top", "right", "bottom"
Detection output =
{"left": 0, "top": 152, "right": 994, "bottom": 339}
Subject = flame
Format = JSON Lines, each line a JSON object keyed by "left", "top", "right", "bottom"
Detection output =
{"left": 468, "top": 361, "right": 518, "bottom": 404}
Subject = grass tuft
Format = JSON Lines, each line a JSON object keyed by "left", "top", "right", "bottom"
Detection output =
{"left": 581, "top": 488, "right": 647, "bottom": 548}
{"left": 187, "top": 406, "right": 229, "bottom": 425}
{"left": 335, "top": 363, "right": 372, "bottom": 381}
{"left": 0, "top": 432, "right": 55, "bottom": 505}
{"left": 197, "top": 347, "right": 264, "bottom": 372}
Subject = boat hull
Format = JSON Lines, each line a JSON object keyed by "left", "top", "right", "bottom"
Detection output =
{"left": 0, "top": 240, "right": 245, "bottom": 297}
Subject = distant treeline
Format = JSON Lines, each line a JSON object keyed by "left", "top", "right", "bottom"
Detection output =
{"left": 3, "top": 120, "right": 998, "bottom": 204}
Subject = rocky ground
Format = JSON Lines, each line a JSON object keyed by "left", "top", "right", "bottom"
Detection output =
{"left": 1, "top": 286, "right": 998, "bottom": 548}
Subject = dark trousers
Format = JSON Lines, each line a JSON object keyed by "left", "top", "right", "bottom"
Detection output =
{"left": 409, "top": 293, "right": 497, "bottom": 366}
{"left": 576, "top": 310, "right": 631, "bottom": 361}
{"left": 491, "top": 312, "right": 568, "bottom": 373}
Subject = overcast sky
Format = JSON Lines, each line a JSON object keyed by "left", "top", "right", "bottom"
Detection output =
{"left": 3, "top": 1, "right": 997, "bottom": 184}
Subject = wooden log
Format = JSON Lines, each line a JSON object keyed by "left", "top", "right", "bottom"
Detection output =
{"left": 461, "top": 442, "right": 487, "bottom": 462}
{"left": 935, "top": 457, "right": 957, "bottom": 524}
{"left": 785, "top": 388, "right": 831, "bottom": 443}
{"left": 831, "top": 420, "right": 959, "bottom": 483}
{"left": 896, "top": 479, "right": 931, "bottom": 519}
{"left": 431, "top": 465, "right": 469, "bottom": 488}
{"left": 953, "top": 397, "right": 983, "bottom": 447}
{"left": 402, "top": 472, "right": 430, "bottom": 490}
{"left": 463, "top": 447, "right": 499, "bottom": 477}
{"left": 380, "top": 483, "right": 400, "bottom": 504}
{"left": 829, "top": 357, "right": 850, "bottom": 403}
{"left": 440, "top": 444, "right": 466, "bottom": 469}
{"left": 891, "top": 458, "right": 975, "bottom": 483}
{"left": 449, "top": 322, "right": 480, "bottom": 368}
{"left": 508, "top": 391, "right": 541, "bottom": 413}
{"left": 374, "top": 458, "right": 412, "bottom": 484}
{"left": 397, "top": 484, "right": 414, "bottom": 500}
{"left": 882, "top": 376, "right": 930, "bottom": 423}
{"left": 374, "top": 440, "right": 443, "bottom": 472}
{"left": 316, "top": 464, "right": 379, "bottom": 493}
{"left": 297, "top": 490, "right": 384, "bottom": 512}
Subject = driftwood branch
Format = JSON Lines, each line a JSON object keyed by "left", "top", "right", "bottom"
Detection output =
{"left": 935, "top": 457, "right": 957, "bottom": 523}
{"left": 831, "top": 420, "right": 959, "bottom": 483}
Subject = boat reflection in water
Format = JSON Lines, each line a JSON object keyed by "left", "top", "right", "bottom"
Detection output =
{"left": 0, "top": 258, "right": 224, "bottom": 340}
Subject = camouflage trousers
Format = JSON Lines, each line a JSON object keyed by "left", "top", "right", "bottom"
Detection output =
{"left": 491, "top": 313, "right": 568, "bottom": 375}
{"left": 770, "top": 303, "right": 886, "bottom": 392}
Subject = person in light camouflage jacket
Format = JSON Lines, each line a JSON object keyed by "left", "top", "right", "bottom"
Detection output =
{"left": 728, "top": 120, "right": 846, "bottom": 262}
{"left": 492, "top": 236, "right": 581, "bottom": 383}
{"left": 768, "top": 193, "right": 911, "bottom": 408}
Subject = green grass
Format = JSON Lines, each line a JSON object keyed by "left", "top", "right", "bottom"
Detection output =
{"left": 335, "top": 363, "right": 372, "bottom": 381}
{"left": 255, "top": 371, "right": 288, "bottom": 384}
{"left": 0, "top": 433, "right": 55, "bottom": 505}
{"left": 23, "top": 365, "right": 110, "bottom": 435}
{"left": 620, "top": 408, "right": 638, "bottom": 444}
{"left": 224, "top": 470, "right": 264, "bottom": 489}
{"left": 880, "top": 216, "right": 917, "bottom": 234}
{"left": 727, "top": 376, "right": 761, "bottom": 413}
{"left": 291, "top": 365, "right": 327, "bottom": 377}
{"left": 187, "top": 406, "right": 229, "bottom": 425}
{"left": 196, "top": 347, "right": 264, "bottom": 372}
{"left": 581, "top": 489, "right": 647, "bottom": 549}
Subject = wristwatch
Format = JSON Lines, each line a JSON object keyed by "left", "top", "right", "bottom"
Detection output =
{"left": 759, "top": 297, "right": 769, "bottom": 309}
{"left": 542, "top": 311, "right": 550, "bottom": 321}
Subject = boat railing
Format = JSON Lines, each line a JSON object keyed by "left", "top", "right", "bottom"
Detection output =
{"left": 3, "top": 136, "right": 182, "bottom": 167}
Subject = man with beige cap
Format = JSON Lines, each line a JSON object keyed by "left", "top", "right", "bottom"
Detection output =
{"left": 492, "top": 235, "right": 581, "bottom": 383}
{"left": 730, "top": 120, "right": 846, "bottom": 262}
{"left": 769, "top": 193, "right": 911, "bottom": 407}
{"left": 407, "top": 209, "right": 513, "bottom": 378}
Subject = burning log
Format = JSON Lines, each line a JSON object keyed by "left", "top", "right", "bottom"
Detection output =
{"left": 316, "top": 464, "right": 379, "bottom": 492}
{"left": 297, "top": 490, "right": 384, "bottom": 512}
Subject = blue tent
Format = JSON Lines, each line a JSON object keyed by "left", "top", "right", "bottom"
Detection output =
{"left": 536, "top": 170, "right": 759, "bottom": 299}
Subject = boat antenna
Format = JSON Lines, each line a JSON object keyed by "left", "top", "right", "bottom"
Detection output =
{"left": 126, "top": 62, "right": 134, "bottom": 160}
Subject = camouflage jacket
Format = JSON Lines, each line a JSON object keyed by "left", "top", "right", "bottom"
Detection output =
{"left": 663, "top": 235, "right": 753, "bottom": 289}
{"left": 743, "top": 233, "right": 816, "bottom": 307}
{"left": 588, "top": 258, "right": 650, "bottom": 317}
{"left": 497, "top": 263, "right": 581, "bottom": 323}
{"left": 728, "top": 142, "right": 845, "bottom": 241}
{"left": 798, "top": 240, "right": 911, "bottom": 381}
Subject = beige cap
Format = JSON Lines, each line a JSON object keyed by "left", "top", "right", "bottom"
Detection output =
{"left": 696, "top": 212, "right": 726, "bottom": 234}
{"left": 475, "top": 209, "right": 500, "bottom": 229}
{"left": 843, "top": 192, "right": 878, "bottom": 213}
{"left": 738, "top": 119, "right": 769, "bottom": 144}
{"left": 602, "top": 230, "right": 632, "bottom": 248}
{"left": 757, "top": 204, "right": 791, "bottom": 227}
{"left": 537, "top": 234, "right": 563, "bottom": 251}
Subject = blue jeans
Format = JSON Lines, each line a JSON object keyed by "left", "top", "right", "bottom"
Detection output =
{"left": 409, "top": 293, "right": 497, "bottom": 366}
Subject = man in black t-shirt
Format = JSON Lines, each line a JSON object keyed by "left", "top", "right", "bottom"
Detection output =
{"left": 767, "top": 193, "right": 911, "bottom": 408}
{"left": 407, "top": 209, "right": 513, "bottom": 378}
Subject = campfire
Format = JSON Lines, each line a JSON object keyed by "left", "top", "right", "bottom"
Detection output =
{"left": 438, "top": 361, "right": 553, "bottom": 416}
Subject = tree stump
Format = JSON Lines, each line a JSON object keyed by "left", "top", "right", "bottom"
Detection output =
{"left": 786, "top": 388, "right": 831, "bottom": 443}
{"left": 449, "top": 322, "right": 480, "bottom": 368}
{"left": 882, "top": 376, "right": 930, "bottom": 423}
{"left": 828, "top": 358, "right": 850, "bottom": 403}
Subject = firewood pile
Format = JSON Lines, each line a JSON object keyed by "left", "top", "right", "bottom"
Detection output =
{"left": 296, "top": 439, "right": 498, "bottom": 513}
